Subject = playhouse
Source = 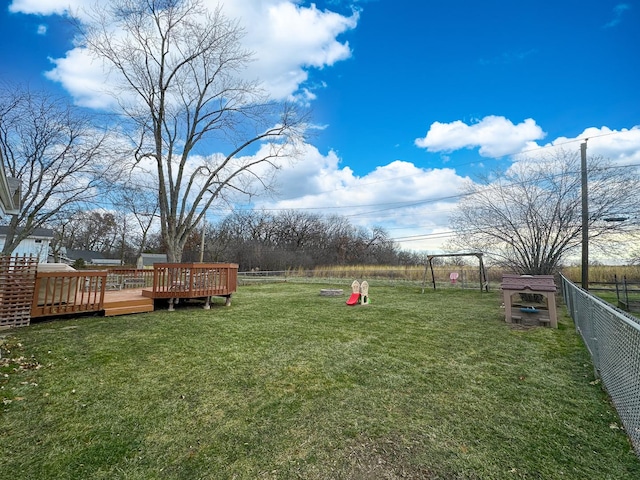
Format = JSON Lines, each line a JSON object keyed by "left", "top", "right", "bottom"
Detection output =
{"left": 501, "top": 274, "right": 558, "bottom": 328}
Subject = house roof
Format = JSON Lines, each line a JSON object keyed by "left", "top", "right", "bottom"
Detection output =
{"left": 138, "top": 253, "right": 168, "bottom": 266}
{"left": 65, "top": 249, "right": 105, "bottom": 261}
{"left": 0, "top": 226, "right": 54, "bottom": 238}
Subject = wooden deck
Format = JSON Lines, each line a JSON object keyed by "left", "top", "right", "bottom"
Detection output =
{"left": 28, "top": 263, "right": 239, "bottom": 320}
{"left": 141, "top": 263, "right": 238, "bottom": 311}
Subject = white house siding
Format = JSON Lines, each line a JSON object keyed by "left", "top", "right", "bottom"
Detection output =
{"left": 0, "top": 235, "right": 51, "bottom": 263}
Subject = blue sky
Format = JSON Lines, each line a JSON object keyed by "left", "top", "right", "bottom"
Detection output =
{"left": 312, "top": 0, "right": 639, "bottom": 174}
{"left": 1, "top": 0, "right": 639, "bottom": 252}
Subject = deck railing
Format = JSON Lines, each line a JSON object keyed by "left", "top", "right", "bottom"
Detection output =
{"left": 31, "top": 270, "right": 107, "bottom": 318}
{"left": 145, "top": 263, "right": 238, "bottom": 296}
{"left": 99, "top": 268, "right": 155, "bottom": 290}
{"left": 26, "top": 263, "right": 238, "bottom": 319}
{"left": 142, "top": 263, "right": 238, "bottom": 306}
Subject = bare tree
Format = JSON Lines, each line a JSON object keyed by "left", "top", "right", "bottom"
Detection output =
{"left": 449, "top": 149, "right": 640, "bottom": 274}
{"left": 0, "top": 85, "right": 118, "bottom": 255}
{"left": 273, "top": 210, "right": 325, "bottom": 251}
{"left": 57, "top": 210, "right": 120, "bottom": 253}
{"left": 110, "top": 181, "right": 160, "bottom": 260}
{"left": 213, "top": 210, "right": 401, "bottom": 270}
{"left": 81, "top": 0, "right": 306, "bottom": 261}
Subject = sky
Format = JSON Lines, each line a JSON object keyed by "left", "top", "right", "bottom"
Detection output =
{"left": 1, "top": 0, "right": 639, "bottom": 254}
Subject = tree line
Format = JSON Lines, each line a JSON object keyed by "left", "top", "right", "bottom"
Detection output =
{"left": 50, "top": 209, "right": 426, "bottom": 271}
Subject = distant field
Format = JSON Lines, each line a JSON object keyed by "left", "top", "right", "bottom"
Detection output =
{"left": 562, "top": 265, "right": 640, "bottom": 284}
{"left": 240, "top": 264, "right": 640, "bottom": 291}
{"left": 1, "top": 283, "right": 639, "bottom": 479}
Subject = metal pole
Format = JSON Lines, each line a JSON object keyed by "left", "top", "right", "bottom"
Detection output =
{"left": 581, "top": 141, "right": 589, "bottom": 290}
{"left": 430, "top": 257, "right": 437, "bottom": 290}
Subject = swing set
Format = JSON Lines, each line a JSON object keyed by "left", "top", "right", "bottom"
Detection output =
{"left": 421, "top": 252, "right": 489, "bottom": 293}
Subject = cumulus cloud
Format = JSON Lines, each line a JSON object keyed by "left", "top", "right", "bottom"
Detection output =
{"left": 254, "top": 151, "right": 469, "bottom": 252}
{"left": 521, "top": 125, "right": 640, "bottom": 165}
{"left": 37, "top": 24, "right": 47, "bottom": 35}
{"left": 44, "top": 48, "right": 116, "bottom": 109}
{"left": 583, "top": 126, "right": 640, "bottom": 163}
{"left": 11, "top": 0, "right": 358, "bottom": 107}
{"left": 414, "top": 116, "right": 640, "bottom": 166}
{"left": 219, "top": 0, "right": 358, "bottom": 101}
{"left": 415, "top": 116, "right": 546, "bottom": 158}
{"left": 411, "top": 119, "right": 640, "bottom": 251}
{"left": 264, "top": 157, "right": 465, "bottom": 211}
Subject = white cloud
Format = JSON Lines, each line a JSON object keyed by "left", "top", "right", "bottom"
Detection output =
{"left": 254, "top": 150, "right": 469, "bottom": 252}
{"left": 411, "top": 119, "right": 640, "bottom": 251}
{"left": 264, "top": 156, "right": 465, "bottom": 212}
{"left": 219, "top": 0, "right": 358, "bottom": 100}
{"left": 9, "top": 0, "right": 82, "bottom": 15}
{"left": 11, "top": 0, "right": 358, "bottom": 107}
{"left": 519, "top": 125, "right": 640, "bottom": 165}
{"left": 37, "top": 24, "right": 47, "bottom": 35}
{"left": 563, "top": 126, "right": 640, "bottom": 164}
{"left": 44, "top": 48, "right": 117, "bottom": 109}
{"left": 415, "top": 116, "right": 546, "bottom": 158}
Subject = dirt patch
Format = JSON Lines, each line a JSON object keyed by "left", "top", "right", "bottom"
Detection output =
{"left": 336, "top": 435, "right": 473, "bottom": 480}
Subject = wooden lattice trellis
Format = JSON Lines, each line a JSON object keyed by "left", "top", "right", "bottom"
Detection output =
{"left": 0, "top": 255, "right": 38, "bottom": 328}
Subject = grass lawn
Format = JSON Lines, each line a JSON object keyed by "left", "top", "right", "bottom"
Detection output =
{"left": 2, "top": 283, "right": 639, "bottom": 479}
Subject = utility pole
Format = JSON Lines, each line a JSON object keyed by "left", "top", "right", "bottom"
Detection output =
{"left": 581, "top": 140, "right": 589, "bottom": 290}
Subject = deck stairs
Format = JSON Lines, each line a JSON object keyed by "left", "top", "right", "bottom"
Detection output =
{"left": 103, "top": 294, "right": 154, "bottom": 317}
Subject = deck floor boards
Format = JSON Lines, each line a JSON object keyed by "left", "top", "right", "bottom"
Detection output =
{"left": 103, "top": 288, "right": 147, "bottom": 305}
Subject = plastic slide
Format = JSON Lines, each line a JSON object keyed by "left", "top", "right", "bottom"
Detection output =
{"left": 346, "top": 280, "right": 361, "bottom": 305}
{"left": 346, "top": 292, "right": 361, "bottom": 305}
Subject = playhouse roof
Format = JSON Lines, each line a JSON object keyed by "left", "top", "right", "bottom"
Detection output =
{"left": 501, "top": 274, "right": 557, "bottom": 292}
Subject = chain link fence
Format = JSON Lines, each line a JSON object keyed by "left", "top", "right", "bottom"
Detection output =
{"left": 561, "top": 274, "right": 640, "bottom": 455}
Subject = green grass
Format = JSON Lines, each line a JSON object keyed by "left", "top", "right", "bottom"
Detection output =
{"left": 1, "top": 283, "right": 639, "bottom": 479}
